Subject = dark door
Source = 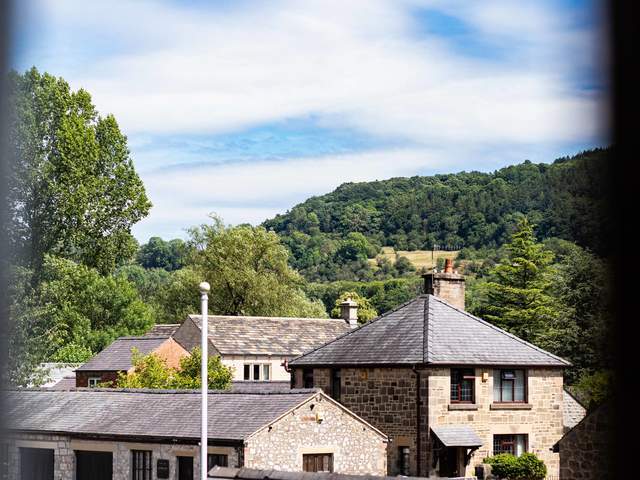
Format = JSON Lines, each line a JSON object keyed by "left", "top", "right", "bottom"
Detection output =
{"left": 76, "top": 451, "right": 113, "bottom": 480}
{"left": 178, "top": 456, "right": 194, "bottom": 480}
{"left": 439, "top": 447, "right": 459, "bottom": 477}
{"left": 20, "top": 448, "right": 54, "bottom": 480}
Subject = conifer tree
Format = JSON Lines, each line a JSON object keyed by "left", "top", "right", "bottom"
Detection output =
{"left": 480, "top": 218, "right": 558, "bottom": 344}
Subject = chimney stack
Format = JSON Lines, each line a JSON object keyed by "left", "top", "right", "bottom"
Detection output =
{"left": 340, "top": 298, "right": 359, "bottom": 328}
{"left": 422, "top": 259, "right": 466, "bottom": 310}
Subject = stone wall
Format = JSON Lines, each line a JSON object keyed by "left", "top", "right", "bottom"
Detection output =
{"left": 557, "top": 402, "right": 612, "bottom": 480}
{"left": 292, "top": 366, "right": 564, "bottom": 478}
{"left": 246, "top": 393, "right": 387, "bottom": 475}
{"left": 3, "top": 433, "right": 239, "bottom": 479}
{"left": 425, "top": 367, "right": 564, "bottom": 478}
{"left": 293, "top": 367, "right": 423, "bottom": 476}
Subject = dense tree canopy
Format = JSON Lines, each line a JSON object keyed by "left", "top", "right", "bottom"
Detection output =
{"left": 264, "top": 149, "right": 610, "bottom": 282}
{"left": 164, "top": 216, "right": 327, "bottom": 318}
{"left": 136, "top": 237, "right": 189, "bottom": 271}
{"left": 7, "top": 68, "right": 151, "bottom": 274}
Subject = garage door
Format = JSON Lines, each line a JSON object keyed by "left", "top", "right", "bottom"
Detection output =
{"left": 20, "top": 448, "right": 54, "bottom": 480}
{"left": 75, "top": 451, "right": 113, "bottom": 480}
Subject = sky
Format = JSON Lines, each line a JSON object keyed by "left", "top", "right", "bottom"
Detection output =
{"left": 10, "top": 0, "right": 610, "bottom": 242}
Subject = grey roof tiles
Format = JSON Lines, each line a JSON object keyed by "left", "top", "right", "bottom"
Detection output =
{"left": 6, "top": 388, "right": 319, "bottom": 442}
{"left": 144, "top": 324, "right": 181, "bottom": 337}
{"left": 188, "top": 315, "right": 352, "bottom": 356}
{"left": 76, "top": 337, "right": 170, "bottom": 371}
{"left": 290, "top": 295, "right": 569, "bottom": 367}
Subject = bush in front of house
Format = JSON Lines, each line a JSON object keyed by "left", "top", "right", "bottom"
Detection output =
{"left": 483, "top": 452, "right": 547, "bottom": 480}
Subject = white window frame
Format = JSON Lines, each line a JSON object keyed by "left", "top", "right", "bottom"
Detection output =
{"left": 242, "top": 363, "right": 271, "bottom": 381}
{"left": 88, "top": 377, "right": 101, "bottom": 388}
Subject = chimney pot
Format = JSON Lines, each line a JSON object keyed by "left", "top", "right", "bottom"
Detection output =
{"left": 340, "top": 298, "right": 359, "bottom": 328}
{"left": 444, "top": 258, "right": 453, "bottom": 273}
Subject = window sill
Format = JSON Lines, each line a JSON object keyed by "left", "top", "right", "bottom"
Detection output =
{"left": 448, "top": 403, "right": 478, "bottom": 411}
{"left": 490, "top": 403, "right": 532, "bottom": 410}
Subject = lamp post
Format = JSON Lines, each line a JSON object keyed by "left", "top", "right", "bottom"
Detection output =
{"left": 199, "top": 281, "right": 210, "bottom": 480}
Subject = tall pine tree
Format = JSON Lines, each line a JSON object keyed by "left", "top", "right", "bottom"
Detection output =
{"left": 479, "top": 218, "right": 559, "bottom": 344}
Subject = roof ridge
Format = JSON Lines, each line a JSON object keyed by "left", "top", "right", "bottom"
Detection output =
{"left": 189, "top": 314, "right": 345, "bottom": 323}
{"left": 10, "top": 387, "right": 321, "bottom": 395}
{"left": 289, "top": 295, "right": 427, "bottom": 365}
{"left": 428, "top": 295, "right": 570, "bottom": 366}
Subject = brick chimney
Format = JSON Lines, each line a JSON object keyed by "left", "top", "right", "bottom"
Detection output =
{"left": 340, "top": 298, "right": 359, "bottom": 328}
{"left": 422, "top": 258, "right": 466, "bottom": 310}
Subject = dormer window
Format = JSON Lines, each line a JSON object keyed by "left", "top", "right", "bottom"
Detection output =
{"left": 450, "top": 368, "right": 475, "bottom": 403}
{"left": 493, "top": 369, "right": 526, "bottom": 402}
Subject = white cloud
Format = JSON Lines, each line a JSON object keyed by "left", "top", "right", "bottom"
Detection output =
{"left": 22, "top": 0, "right": 608, "bottom": 144}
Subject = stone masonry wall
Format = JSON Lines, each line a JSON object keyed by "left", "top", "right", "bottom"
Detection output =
{"left": 293, "top": 367, "right": 423, "bottom": 476}
{"left": 246, "top": 393, "right": 387, "bottom": 475}
{"left": 557, "top": 402, "right": 612, "bottom": 480}
{"left": 425, "top": 367, "right": 564, "bottom": 478}
{"left": 3, "top": 433, "right": 239, "bottom": 480}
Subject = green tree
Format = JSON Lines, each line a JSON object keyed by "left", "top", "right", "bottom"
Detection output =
{"left": 330, "top": 291, "right": 378, "bottom": 323}
{"left": 484, "top": 453, "right": 546, "bottom": 480}
{"left": 116, "top": 347, "right": 233, "bottom": 390}
{"left": 477, "top": 218, "right": 558, "bottom": 344}
{"left": 7, "top": 68, "right": 151, "bottom": 274}
{"left": 180, "top": 216, "right": 326, "bottom": 317}
{"left": 137, "top": 237, "right": 189, "bottom": 271}
{"left": 6, "top": 256, "right": 154, "bottom": 385}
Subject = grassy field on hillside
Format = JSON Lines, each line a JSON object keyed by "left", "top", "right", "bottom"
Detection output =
{"left": 370, "top": 247, "right": 459, "bottom": 270}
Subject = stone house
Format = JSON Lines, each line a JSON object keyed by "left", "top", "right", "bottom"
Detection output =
{"left": 172, "top": 313, "right": 355, "bottom": 382}
{"left": 289, "top": 265, "right": 570, "bottom": 478}
{"left": 552, "top": 401, "right": 613, "bottom": 480}
{"left": 3, "top": 388, "right": 387, "bottom": 480}
{"left": 75, "top": 335, "right": 189, "bottom": 387}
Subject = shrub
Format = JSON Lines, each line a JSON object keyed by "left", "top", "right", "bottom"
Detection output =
{"left": 484, "top": 453, "right": 546, "bottom": 480}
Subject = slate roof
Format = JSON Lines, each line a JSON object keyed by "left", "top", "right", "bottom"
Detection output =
{"left": 188, "top": 315, "right": 352, "bottom": 356}
{"left": 5, "top": 388, "right": 319, "bottom": 442}
{"left": 431, "top": 425, "right": 483, "bottom": 447}
{"left": 290, "top": 295, "right": 569, "bottom": 367}
{"left": 76, "top": 337, "right": 169, "bottom": 371}
{"left": 209, "top": 467, "right": 429, "bottom": 480}
{"left": 229, "top": 381, "right": 291, "bottom": 393}
{"left": 563, "top": 388, "right": 587, "bottom": 430}
{"left": 144, "top": 324, "right": 181, "bottom": 337}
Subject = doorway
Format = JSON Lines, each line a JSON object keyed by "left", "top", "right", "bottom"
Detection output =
{"left": 75, "top": 451, "right": 113, "bottom": 480}
{"left": 438, "top": 447, "right": 462, "bottom": 477}
{"left": 20, "top": 447, "right": 54, "bottom": 480}
{"left": 178, "top": 456, "right": 194, "bottom": 480}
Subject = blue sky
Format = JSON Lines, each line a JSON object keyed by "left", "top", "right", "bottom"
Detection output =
{"left": 11, "top": 0, "right": 609, "bottom": 242}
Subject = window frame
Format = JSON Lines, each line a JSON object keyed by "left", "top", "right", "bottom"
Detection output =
{"left": 330, "top": 368, "right": 341, "bottom": 402}
{"left": 88, "top": 377, "right": 101, "bottom": 388}
{"left": 131, "top": 449, "right": 152, "bottom": 480}
{"left": 493, "top": 434, "right": 528, "bottom": 457}
{"left": 242, "top": 363, "right": 271, "bottom": 381}
{"left": 493, "top": 369, "right": 527, "bottom": 403}
{"left": 303, "top": 368, "right": 314, "bottom": 389}
{"left": 450, "top": 368, "right": 475, "bottom": 403}
{"left": 207, "top": 453, "right": 229, "bottom": 470}
{"left": 303, "top": 453, "right": 334, "bottom": 473}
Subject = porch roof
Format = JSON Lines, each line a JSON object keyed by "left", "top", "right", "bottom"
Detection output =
{"left": 431, "top": 425, "right": 482, "bottom": 447}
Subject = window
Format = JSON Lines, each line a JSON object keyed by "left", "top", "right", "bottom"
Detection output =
{"left": 331, "top": 369, "right": 341, "bottom": 402}
{"left": 450, "top": 368, "right": 475, "bottom": 403}
{"left": 207, "top": 454, "right": 228, "bottom": 470}
{"left": 243, "top": 363, "right": 271, "bottom": 381}
{"left": 303, "top": 368, "right": 314, "bottom": 388}
{"left": 88, "top": 377, "right": 101, "bottom": 388}
{"left": 397, "top": 447, "right": 410, "bottom": 476}
{"left": 493, "top": 434, "right": 527, "bottom": 456}
{"left": 303, "top": 454, "right": 333, "bottom": 472}
{"left": 131, "top": 450, "right": 152, "bottom": 480}
{"left": 493, "top": 369, "right": 526, "bottom": 402}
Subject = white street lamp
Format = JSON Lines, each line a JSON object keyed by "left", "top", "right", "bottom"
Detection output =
{"left": 199, "top": 281, "right": 210, "bottom": 480}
